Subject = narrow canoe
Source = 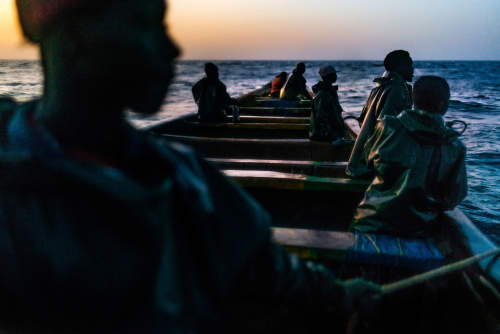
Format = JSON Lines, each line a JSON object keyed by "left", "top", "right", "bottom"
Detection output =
{"left": 146, "top": 82, "right": 500, "bottom": 326}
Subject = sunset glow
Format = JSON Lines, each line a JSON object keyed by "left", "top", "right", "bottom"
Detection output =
{"left": 1, "top": 0, "right": 499, "bottom": 60}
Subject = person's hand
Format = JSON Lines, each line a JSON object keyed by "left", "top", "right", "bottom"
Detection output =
{"left": 342, "top": 278, "right": 381, "bottom": 313}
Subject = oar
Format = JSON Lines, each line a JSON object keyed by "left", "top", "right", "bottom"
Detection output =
{"left": 381, "top": 248, "right": 500, "bottom": 295}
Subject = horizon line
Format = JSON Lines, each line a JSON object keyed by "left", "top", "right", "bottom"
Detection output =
{"left": 1, "top": 58, "right": 500, "bottom": 62}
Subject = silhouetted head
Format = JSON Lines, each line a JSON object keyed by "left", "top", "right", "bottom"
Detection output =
{"left": 413, "top": 76, "right": 450, "bottom": 114}
{"left": 277, "top": 72, "right": 288, "bottom": 81}
{"left": 295, "top": 62, "right": 306, "bottom": 75}
{"left": 204, "top": 62, "right": 219, "bottom": 79}
{"left": 318, "top": 65, "right": 337, "bottom": 84}
{"left": 384, "top": 50, "right": 414, "bottom": 82}
{"left": 15, "top": 0, "right": 180, "bottom": 115}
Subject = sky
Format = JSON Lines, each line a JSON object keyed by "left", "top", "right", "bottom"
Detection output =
{"left": 0, "top": 0, "right": 499, "bottom": 60}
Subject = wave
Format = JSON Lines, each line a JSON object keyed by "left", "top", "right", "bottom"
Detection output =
{"left": 449, "top": 100, "right": 499, "bottom": 113}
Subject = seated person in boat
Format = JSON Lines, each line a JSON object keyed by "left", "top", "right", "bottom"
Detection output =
{"left": 347, "top": 50, "right": 414, "bottom": 178}
{"left": 269, "top": 71, "right": 288, "bottom": 97}
{"left": 351, "top": 76, "right": 467, "bottom": 236}
{"left": 192, "top": 62, "right": 237, "bottom": 122}
{"left": 280, "top": 62, "right": 313, "bottom": 101}
{"left": 309, "top": 65, "right": 345, "bottom": 144}
{"left": 1, "top": 0, "right": 379, "bottom": 332}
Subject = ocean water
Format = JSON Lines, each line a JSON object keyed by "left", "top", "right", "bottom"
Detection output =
{"left": 1, "top": 60, "right": 499, "bottom": 243}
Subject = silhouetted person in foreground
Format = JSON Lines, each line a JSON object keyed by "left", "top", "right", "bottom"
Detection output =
{"left": 269, "top": 71, "right": 288, "bottom": 97}
{"left": 280, "top": 62, "right": 313, "bottom": 101}
{"left": 347, "top": 50, "right": 414, "bottom": 177}
{"left": 0, "top": 0, "right": 379, "bottom": 333}
{"left": 351, "top": 76, "right": 467, "bottom": 236}
{"left": 309, "top": 65, "right": 345, "bottom": 144}
{"left": 192, "top": 62, "right": 236, "bottom": 122}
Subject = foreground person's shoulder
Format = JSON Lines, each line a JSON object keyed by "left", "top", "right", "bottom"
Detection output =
{"left": 0, "top": 96, "right": 18, "bottom": 125}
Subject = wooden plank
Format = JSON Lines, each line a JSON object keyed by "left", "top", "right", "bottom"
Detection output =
{"left": 162, "top": 135, "right": 353, "bottom": 161}
{"left": 273, "top": 227, "right": 355, "bottom": 250}
{"left": 186, "top": 121, "right": 309, "bottom": 131}
{"left": 223, "top": 169, "right": 369, "bottom": 193}
{"left": 239, "top": 107, "right": 311, "bottom": 117}
{"left": 208, "top": 158, "right": 348, "bottom": 178}
{"left": 227, "top": 115, "right": 310, "bottom": 124}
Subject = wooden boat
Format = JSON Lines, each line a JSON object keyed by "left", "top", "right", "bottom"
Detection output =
{"left": 145, "top": 84, "right": 500, "bottom": 330}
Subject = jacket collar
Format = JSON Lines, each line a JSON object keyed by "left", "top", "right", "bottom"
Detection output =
{"left": 398, "top": 109, "right": 459, "bottom": 143}
{"left": 374, "top": 71, "right": 406, "bottom": 87}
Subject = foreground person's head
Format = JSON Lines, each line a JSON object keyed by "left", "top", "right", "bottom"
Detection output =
{"left": 16, "top": 0, "right": 180, "bottom": 115}
{"left": 413, "top": 76, "right": 450, "bottom": 115}
{"left": 318, "top": 65, "right": 337, "bottom": 84}
{"left": 295, "top": 62, "right": 306, "bottom": 75}
{"left": 204, "top": 62, "right": 219, "bottom": 79}
{"left": 384, "top": 50, "right": 414, "bottom": 82}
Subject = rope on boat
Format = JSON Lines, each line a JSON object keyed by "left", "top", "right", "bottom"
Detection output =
{"left": 381, "top": 248, "right": 500, "bottom": 295}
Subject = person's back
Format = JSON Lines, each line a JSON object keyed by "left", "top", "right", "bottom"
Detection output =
{"left": 347, "top": 50, "right": 414, "bottom": 178}
{"left": 280, "top": 63, "right": 312, "bottom": 101}
{"left": 309, "top": 66, "right": 345, "bottom": 142}
{"left": 3, "top": 1, "right": 379, "bottom": 333}
{"left": 269, "top": 72, "right": 287, "bottom": 97}
{"left": 192, "top": 63, "right": 234, "bottom": 122}
{"left": 351, "top": 76, "right": 467, "bottom": 236}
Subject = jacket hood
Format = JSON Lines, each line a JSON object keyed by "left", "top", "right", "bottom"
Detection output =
{"left": 398, "top": 109, "right": 460, "bottom": 144}
{"left": 373, "top": 71, "right": 405, "bottom": 87}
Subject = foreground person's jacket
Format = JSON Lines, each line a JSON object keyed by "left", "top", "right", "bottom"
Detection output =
{"left": 310, "top": 81, "right": 345, "bottom": 141}
{"left": 0, "top": 101, "right": 353, "bottom": 333}
{"left": 192, "top": 77, "right": 233, "bottom": 122}
{"left": 347, "top": 72, "right": 412, "bottom": 177}
{"left": 350, "top": 109, "right": 468, "bottom": 236}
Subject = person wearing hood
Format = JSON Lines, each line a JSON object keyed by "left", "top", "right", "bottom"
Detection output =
{"left": 269, "top": 71, "right": 288, "bottom": 97}
{"left": 1, "top": 0, "right": 379, "bottom": 332}
{"left": 309, "top": 65, "right": 345, "bottom": 144}
{"left": 280, "top": 62, "right": 313, "bottom": 101}
{"left": 192, "top": 62, "right": 237, "bottom": 122}
{"left": 346, "top": 50, "right": 414, "bottom": 178}
{"left": 350, "top": 76, "right": 467, "bottom": 236}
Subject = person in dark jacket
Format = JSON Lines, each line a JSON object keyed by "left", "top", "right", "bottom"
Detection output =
{"left": 351, "top": 76, "right": 467, "bottom": 236}
{"left": 280, "top": 62, "right": 313, "bottom": 101}
{"left": 192, "top": 63, "right": 237, "bottom": 122}
{"left": 2, "top": 1, "right": 379, "bottom": 333}
{"left": 269, "top": 71, "right": 288, "bottom": 97}
{"left": 309, "top": 65, "right": 345, "bottom": 143}
{"left": 347, "top": 50, "right": 414, "bottom": 177}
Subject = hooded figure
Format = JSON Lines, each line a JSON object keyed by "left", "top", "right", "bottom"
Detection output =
{"left": 1, "top": 0, "right": 378, "bottom": 332}
{"left": 280, "top": 62, "right": 312, "bottom": 101}
{"left": 309, "top": 65, "right": 345, "bottom": 142}
{"left": 269, "top": 72, "right": 288, "bottom": 97}
{"left": 347, "top": 50, "right": 414, "bottom": 177}
{"left": 192, "top": 63, "right": 236, "bottom": 122}
{"left": 350, "top": 76, "right": 467, "bottom": 237}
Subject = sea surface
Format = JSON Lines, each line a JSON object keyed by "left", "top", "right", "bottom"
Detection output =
{"left": 1, "top": 60, "right": 499, "bottom": 244}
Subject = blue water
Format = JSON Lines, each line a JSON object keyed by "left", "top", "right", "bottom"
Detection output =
{"left": 1, "top": 59, "right": 499, "bottom": 244}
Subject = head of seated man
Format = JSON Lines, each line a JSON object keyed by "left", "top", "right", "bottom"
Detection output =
{"left": 319, "top": 67, "right": 338, "bottom": 85}
{"left": 413, "top": 75, "right": 451, "bottom": 115}
{"left": 295, "top": 62, "right": 306, "bottom": 75}
{"left": 15, "top": 0, "right": 180, "bottom": 158}
{"left": 383, "top": 50, "right": 414, "bottom": 82}
{"left": 204, "top": 62, "right": 219, "bottom": 80}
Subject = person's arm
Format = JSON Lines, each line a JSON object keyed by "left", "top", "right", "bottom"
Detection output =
{"left": 192, "top": 80, "right": 202, "bottom": 105}
{"left": 364, "top": 118, "right": 414, "bottom": 186}
{"left": 378, "top": 85, "right": 409, "bottom": 119}
{"left": 440, "top": 143, "right": 467, "bottom": 209}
